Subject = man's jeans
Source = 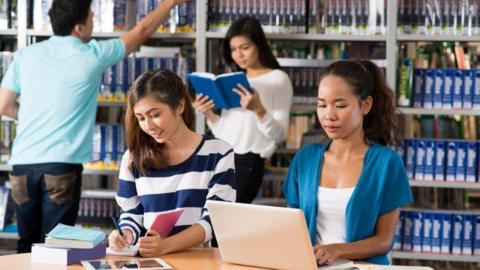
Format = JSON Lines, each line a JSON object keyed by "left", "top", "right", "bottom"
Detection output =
{"left": 9, "top": 163, "right": 82, "bottom": 253}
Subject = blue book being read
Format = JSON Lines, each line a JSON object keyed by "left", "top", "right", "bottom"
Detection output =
{"left": 188, "top": 71, "right": 253, "bottom": 109}
{"left": 45, "top": 223, "right": 106, "bottom": 249}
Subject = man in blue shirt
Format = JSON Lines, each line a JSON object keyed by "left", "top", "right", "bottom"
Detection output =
{"left": 0, "top": 0, "right": 188, "bottom": 253}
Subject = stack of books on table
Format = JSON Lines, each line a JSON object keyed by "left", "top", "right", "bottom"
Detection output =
{"left": 31, "top": 223, "right": 106, "bottom": 265}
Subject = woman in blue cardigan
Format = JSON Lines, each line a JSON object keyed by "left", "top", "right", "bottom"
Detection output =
{"left": 282, "top": 60, "right": 413, "bottom": 265}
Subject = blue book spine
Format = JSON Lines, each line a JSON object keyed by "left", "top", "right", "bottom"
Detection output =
{"left": 474, "top": 215, "right": 480, "bottom": 255}
{"left": 414, "top": 140, "right": 426, "bottom": 180}
{"left": 110, "top": 63, "right": 118, "bottom": 93}
{"left": 91, "top": 126, "right": 102, "bottom": 163}
{"left": 434, "top": 141, "right": 446, "bottom": 181}
{"left": 474, "top": 70, "right": 480, "bottom": 109}
{"left": 112, "top": 125, "right": 119, "bottom": 167}
{"left": 424, "top": 140, "right": 436, "bottom": 181}
{"left": 452, "top": 214, "right": 464, "bottom": 255}
{"left": 463, "top": 214, "right": 474, "bottom": 255}
{"left": 413, "top": 68, "right": 425, "bottom": 108}
{"left": 423, "top": 69, "right": 435, "bottom": 108}
{"left": 422, "top": 212, "right": 433, "bottom": 252}
{"left": 128, "top": 57, "right": 135, "bottom": 87}
{"left": 455, "top": 141, "right": 467, "bottom": 182}
{"left": 100, "top": 125, "right": 107, "bottom": 165}
{"left": 433, "top": 69, "right": 444, "bottom": 108}
{"left": 412, "top": 211, "right": 423, "bottom": 252}
{"left": 432, "top": 213, "right": 442, "bottom": 253}
{"left": 466, "top": 142, "right": 478, "bottom": 182}
{"left": 403, "top": 211, "right": 414, "bottom": 251}
{"left": 442, "top": 69, "right": 454, "bottom": 109}
{"left": 453, "top": 70, "right": 464, "bottom": 109}
{"left": 394, "top": 211, "right": 404, "bottom": 250}
{"left": 113, "top": 0, "right": 127, "bottom": 31}
{"left": 446, "top": 141, "right": 457, "bottom": 182}
{"left": 441, "top": 213, "right": 453, "bottom": 254}
{"left": 406, "top": 139, "right": 416, "bottom": 179}
{"left": 105, "top": 125, "right": 114, "bottom": 165}
{"left": 463, "top": 70, "right": 474, "bottom": 108}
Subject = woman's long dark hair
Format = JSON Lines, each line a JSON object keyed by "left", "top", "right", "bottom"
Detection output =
{"left": 320, "top": 60, "right": 399, "bottom": 146}
{"left": 222, "top": 16, "right": 280, "bottom": 71}
{"left": 125, "top": 69, "right": 195, "bottom": 175}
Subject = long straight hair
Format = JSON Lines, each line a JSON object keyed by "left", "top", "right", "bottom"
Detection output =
{"left": 125, "top": 69, "right": 195, "bottom": 175}
{"left": 222, "top": 16, "right": 280, "bottom": 71}
{"left": 320, "top": 60, "right": 399, "bottom": 146}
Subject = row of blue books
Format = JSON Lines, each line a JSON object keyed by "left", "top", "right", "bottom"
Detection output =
{"left": 87, "top": 124, "right": 126, "bottom": 170}
{"left": 397, "top": 0, "right": 480, "bottom": 36}
{"left": 323, "top": 0, "right": 387, "bottom": 35}
{"left": 394, "top": 209, "right": 480, "bottom": 256}
{"left": 396, "top": 139, "right": 480, "bottom": 183}
{"left": 137, "top": 0, "right": 195, "bottom": 33}
{"left": 208, "top": 0, "right": 311, "bottom": 34}
{"left": 99, "top": 55, "right": 192, "bottom": 102}
{"left": 410, "top": 68, "right": 480, "bottom": 109}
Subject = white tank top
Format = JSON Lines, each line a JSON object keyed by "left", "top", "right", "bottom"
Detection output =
{"left": 316, "top": 186, "right": 355, "bottom": 245}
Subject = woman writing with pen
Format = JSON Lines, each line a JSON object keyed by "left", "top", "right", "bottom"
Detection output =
{"left": 108, "top": 70, "right": 236, "bottom": 256}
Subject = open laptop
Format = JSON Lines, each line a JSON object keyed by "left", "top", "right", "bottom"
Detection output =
{"left": 206, "top": 201, "right": 353, "bottom": 270}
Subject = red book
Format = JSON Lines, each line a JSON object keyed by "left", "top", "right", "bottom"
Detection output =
{"left": 149, "top": 208, "right": 184, "bottom": 238}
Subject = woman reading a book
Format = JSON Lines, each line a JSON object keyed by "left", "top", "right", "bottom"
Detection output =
{"left": 282, "top": 60, "right": 413, "bottom": 265}
{"left": 108, "top": 69, "right": 236, "bottom": 256}
{"left": 196, "top": 16, "right": 293, "bottom": 203}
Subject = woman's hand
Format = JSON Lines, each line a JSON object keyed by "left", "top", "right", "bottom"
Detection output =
{"left": 195, "top": 94, "right": 218, "bottom": 124}
{"left": 232, "top": 84, "right": 267, "bottom": 119}
{"left": 108, "top": 228, "right": 134, "bottom": 251}
{"left": 138, "top": 230, "right": 170, "bottom": 257}
{"left": 314, "top": 244, "right": 341, "bottom": 266}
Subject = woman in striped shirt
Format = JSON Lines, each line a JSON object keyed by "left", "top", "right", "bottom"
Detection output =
{"left": 108, "top": 69, "right": 236, "bottom": 257}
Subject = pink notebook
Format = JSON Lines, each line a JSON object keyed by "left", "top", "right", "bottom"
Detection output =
{"left": 149, "top": 208, "right": 184, "bottom": 238}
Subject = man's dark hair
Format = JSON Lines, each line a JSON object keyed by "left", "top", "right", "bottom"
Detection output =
{"left": 48, "top": 0, "right": 92, "bottom": 36}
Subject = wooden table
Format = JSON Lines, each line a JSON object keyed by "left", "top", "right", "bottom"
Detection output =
{"left": 0, "top": 248, "right": 434, "bottom": 270}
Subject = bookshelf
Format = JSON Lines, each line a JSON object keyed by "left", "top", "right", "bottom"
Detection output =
{"left": 0, "top": 1, "right": 478, "bottom": 266}
{"left": 391, "top": 251, "right": 480, "bottom": 263}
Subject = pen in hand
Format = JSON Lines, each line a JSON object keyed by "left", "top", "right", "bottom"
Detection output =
{"left": 111, "top": 216, "right": 129, "bottom": 247}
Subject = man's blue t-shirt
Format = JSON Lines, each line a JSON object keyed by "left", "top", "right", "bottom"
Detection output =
{"left": 1, "top": 35, "right": 125, "bottom": 165}
{"left": 282, "top": 142, "right": 413, "bottom": 265}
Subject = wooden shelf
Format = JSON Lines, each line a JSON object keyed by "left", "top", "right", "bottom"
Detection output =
{"left": 0, "top": 164, "right": 118, "bottom": 176}
{"left": 397, "top": 34, "right": 480, "bottom": 42}
{"left": 97, "top": 101, "right": 127, "bottom": 107}
{"left": 26, "top": 30, "right": 196, "bottom": 40}
{"left": 410, "top": 180, "right": 480, "bottom": 189}
{"left": 0, "top": 29, "right": 16, "bottom": 36}
{"left": 0, "top": 232, "right": 18, "bottom": 240}
{"left": 392, "top": 251, "right": 480, "bottom": 263}
{"left": 206, "top": 31, "right": 386, "bottom": 42}
{"left": 398, "top": 107, "right": 480, "bottom": 116}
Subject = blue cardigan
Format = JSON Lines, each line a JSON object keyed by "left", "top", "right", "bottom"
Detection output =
{"left": 282, "top": 142, "right": 413, "bottom": 265}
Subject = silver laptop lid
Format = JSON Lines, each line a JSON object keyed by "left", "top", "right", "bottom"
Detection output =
{"left": 206, "top": 200, "right": 318, "bottom": 270}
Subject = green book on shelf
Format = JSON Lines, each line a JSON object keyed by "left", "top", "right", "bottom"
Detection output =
{"left": 45, "top": 223, "right": 106, "bottom": 249}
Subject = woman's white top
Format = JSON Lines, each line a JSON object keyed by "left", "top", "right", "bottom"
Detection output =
{"left": 207, "top": 69, "right": 293, "bottom": 158}
{"left": 316, "top": 186, "right": 355, "bottom": 245}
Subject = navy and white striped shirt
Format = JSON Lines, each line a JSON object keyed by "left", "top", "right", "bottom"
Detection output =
{"left": 116, "top": 136, "right": 236, "bottom": 244}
